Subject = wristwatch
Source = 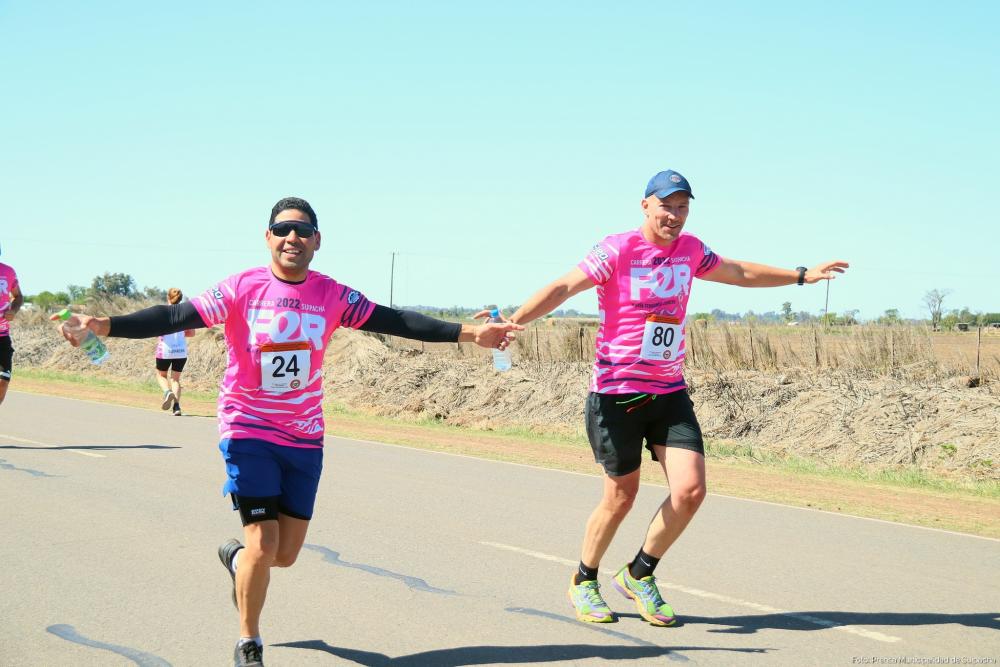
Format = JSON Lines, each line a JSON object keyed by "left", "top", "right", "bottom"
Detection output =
{"left": 796, "top": 266, "right": 807, "bottom": 286}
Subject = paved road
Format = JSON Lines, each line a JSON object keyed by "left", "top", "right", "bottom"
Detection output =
{"left": 1, "top": 391, "right": 998, "bottom": 666}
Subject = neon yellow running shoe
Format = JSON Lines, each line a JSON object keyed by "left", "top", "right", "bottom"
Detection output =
{"left": 612, "top": 564, "right": 676, "bottom": 626}
{"left": 567, "top": 575, "right": 614, "bottom": 623}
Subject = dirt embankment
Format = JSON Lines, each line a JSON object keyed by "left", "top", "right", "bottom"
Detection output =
{"left": 12, "top": 318, "right": 999, "bottom": 482}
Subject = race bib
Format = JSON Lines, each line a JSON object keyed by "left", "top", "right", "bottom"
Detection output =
{"left": 260, "top": 342, "right": 311, "bottom": 393}
{"left": 640, "top": 315, "right": 684, "bottom": 361}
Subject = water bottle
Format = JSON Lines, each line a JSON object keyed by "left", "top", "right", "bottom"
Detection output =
{"left": 56, "top": 308, "right": 109, "bottom": 364}
{"left": 486, "top": 307, "right": 512, "bottom": 372}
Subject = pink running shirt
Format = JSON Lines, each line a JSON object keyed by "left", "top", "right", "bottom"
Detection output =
{"left": 0, "top": 263, "right": 19, "bottom": 336}
{"left": 577, "top": 230, "right": 721, "bottom": 395}
{"left": 191, "top": 266, "right": 375, "bottom": 448}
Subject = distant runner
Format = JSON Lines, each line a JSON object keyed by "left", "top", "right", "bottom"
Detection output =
{"left": 54, "top": 197, "right": 522, "bottom": 667}
{"left": 491, "top": 170, "right": 848, "bottom": 626}
{"left": 154, "top": 287, "right": 195, "bottom": 416}
{"left": 0, "top": 245, "right": 24, "bottom": 407}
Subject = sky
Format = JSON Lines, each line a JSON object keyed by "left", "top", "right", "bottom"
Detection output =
{"left": 1, "top": 1, "right": 997, "bottom": 321}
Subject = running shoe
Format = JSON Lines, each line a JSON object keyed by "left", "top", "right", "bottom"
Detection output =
{"left": 160, "top": 390, "right": 176, "bottom": 410}
{"left": 567, "top": 574, "right": 614, "bottom": 623}
{"left": 172, "top": 403, "right": 182, "bottom": 416}
{"left": 218, "top": 538, "right": 242, "bottom": 610}
{"left": 234, "top": 640, "right": 264, "bottom": 666}
{"left": 612, "top": 564, "right": 676, "bottom": 626}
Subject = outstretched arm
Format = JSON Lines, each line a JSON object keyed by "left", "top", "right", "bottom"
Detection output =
{"left": 503, "top": 268, "right": 595, "bottom": 326}
{"left": 701, "top": 259, "right": 849, "bottom": 287}
{"left": 51, "top": 302, "right": 207, "bottom": 347}
{"left": 359, "top": 304, "right": 523, "bottom": 349}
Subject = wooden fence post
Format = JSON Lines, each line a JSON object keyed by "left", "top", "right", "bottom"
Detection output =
{"left": 813, "top": 327, "right": 820, "bottom": 368}
{"left": 976, "top": 326, "right": 982, "bottom": 378}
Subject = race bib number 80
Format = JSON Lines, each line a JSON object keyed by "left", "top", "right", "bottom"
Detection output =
{"left": 640, "top": 315, "right": 684, "bottom": 361}
{"left": 260, "top": 342, "right": 311, "bottom": 393}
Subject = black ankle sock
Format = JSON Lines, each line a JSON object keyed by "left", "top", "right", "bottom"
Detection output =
{"left": 628, "top": 549, "right": 660, "bottom": 579}
{"left": 574, "top": 562, "right": 599, "bottom": 585}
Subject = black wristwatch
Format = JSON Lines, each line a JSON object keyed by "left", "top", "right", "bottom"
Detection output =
{"left": 795, "top": 266, "right": 807, "bottom": 286}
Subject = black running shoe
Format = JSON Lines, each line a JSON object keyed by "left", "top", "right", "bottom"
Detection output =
{"left": 234, "top": 640, "right": 263, "bottom": 666}
{"left": 217, "top": 538, "right": 242, "bottom": 610}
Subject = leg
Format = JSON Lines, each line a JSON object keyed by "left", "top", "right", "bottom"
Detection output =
{"left": 273, "top": 513, "right": 310, "bottom": 568}
{"left": 155, "top": 369, "right": 170, "bottom": 393}
{"left": 0, "top": 377, "right": 9, "bottom": 406}
{"left": 580, "top": 469, "right": 641, "bottom": 568}
{"left": 169, "top": 370, "right": 182, "bottom": 404}
{"left": 642, "top": 446, "right": 706, "bottom": 558}
{"left": 237, "top": 519, "right": 279, "bottom": 639}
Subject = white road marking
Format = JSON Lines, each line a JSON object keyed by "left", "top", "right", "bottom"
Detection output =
{"left": 480, "top": 540, "right": 902, "bottom": 644}
{"left": 0, "top": 432, "right": 105, "bottom": 458}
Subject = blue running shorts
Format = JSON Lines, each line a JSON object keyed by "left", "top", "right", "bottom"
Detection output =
{"left": 219, "top": 438, "right": 323, "bottom": 520}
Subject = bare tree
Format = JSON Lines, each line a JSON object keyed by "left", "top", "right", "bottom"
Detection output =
{"left": 923, "top": 289, "right": 951, "bottom": 330}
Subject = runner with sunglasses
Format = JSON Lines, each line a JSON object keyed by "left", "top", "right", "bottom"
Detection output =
{"left": 486, "top": 170, "right": 847, "bottom": 627}
{"left": 53, "top": 197, "right": 523, "bottom": 667}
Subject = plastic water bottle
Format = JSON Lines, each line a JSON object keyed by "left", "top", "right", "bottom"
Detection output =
{"left": 486, "top": 307, "right": 512, "bottom": 372}
{"left": 56, "top": 308, "right": 109, "bottom": 364}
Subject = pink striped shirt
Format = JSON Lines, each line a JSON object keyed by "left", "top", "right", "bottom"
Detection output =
{"left": 191, "top": 266, "right": 375, "bottom": 448}
{"left": 578, "top": 229, "right": 721, "bottom": 395}
{"left": 0, "top": 263, "right": 18, "bottom": 336}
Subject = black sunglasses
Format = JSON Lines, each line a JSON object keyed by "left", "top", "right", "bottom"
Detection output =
{"left": 269, "top": 221, "right": 317, "bottom": 238}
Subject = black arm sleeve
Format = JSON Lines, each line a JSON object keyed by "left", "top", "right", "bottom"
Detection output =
{"left": 358, "top": 304, "right": 462, "bottom": 343}
{"left": 108, "top": 302, "right": 208, "bottom": 339}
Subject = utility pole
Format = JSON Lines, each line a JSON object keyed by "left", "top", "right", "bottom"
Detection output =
{"left": 389, "top": 252, "right": 396, "bottom": 308}
{"left": 823, "top": 279, "right": 830, "bottom": 321}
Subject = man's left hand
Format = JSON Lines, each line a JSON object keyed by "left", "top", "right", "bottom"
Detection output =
{"left": 804, "top": 260, "right": 850, "bottom": 284}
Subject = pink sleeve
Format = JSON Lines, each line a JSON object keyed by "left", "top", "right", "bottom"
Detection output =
{"left": 191, "top": 277, "right": 237, "bottom": 327}
{"left": 577, "top": 237, "right": 619, "bottom": 285}
{"left": 692, "top": 237, "right": 722, "bottom": 278}
{"left": 332, "top": 284, "right": 376, "bottom": 330}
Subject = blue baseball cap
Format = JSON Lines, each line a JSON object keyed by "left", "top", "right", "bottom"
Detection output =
{"left": 644, "top": 170, "right": 694, "bottom": 199}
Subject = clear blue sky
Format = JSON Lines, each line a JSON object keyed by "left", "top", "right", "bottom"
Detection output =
{"left": 2, "top": 1, "right": 997, "bottom": 320}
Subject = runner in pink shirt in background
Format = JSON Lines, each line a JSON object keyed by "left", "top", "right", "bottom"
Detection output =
{"left": 491, "top": 169, "right": 848, "bottom": 627}
{"left": 54, "top": 197, "right": 522, "bottom": 667}
{"left": 0, "top": 246, "right": 25, "bottom": 407}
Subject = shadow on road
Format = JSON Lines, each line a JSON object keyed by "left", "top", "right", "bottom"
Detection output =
{"left": 271, "top": 639, "right": 768, "bottom": 665}
{"left": 0, "top": 444, "right": 181, "bottom": 451}
{"left": 683, "top": 611, "right": 1000, "bottom": 634}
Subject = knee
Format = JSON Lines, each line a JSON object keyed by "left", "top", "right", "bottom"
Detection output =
{"left": 244, "top": 538, "right": 279, "bottom": 567}
{"left": 603, "top": 489, "right": 638, "bottom": 517}
{"left": 672, "top": 484, "right": 706, "bottom": 515}
{"left": 272, "top": 550, "right": 299, "bottom": 568}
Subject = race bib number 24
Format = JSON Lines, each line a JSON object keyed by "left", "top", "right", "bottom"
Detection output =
{"left": 260, "top": 342, "right": 311, "bottom": 393}
{"left": 640, "top": 315, "right": 684, "bottom": 361}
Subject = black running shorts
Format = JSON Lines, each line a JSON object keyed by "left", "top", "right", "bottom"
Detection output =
{"left": 155, "top": 357, "right": 187, "bottom": 372}
{"left": 0, "top": 335, "right": 13, "bottom": 380}
{"left": 585, "top": 389, "right": 704, "bottom": 477}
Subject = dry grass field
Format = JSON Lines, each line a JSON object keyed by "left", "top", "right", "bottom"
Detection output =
{"left": 391, "top": 318, "right": 1000, "bottom": 382}
{"left": 9, "top": 303, "right": 999, "bottom": 488}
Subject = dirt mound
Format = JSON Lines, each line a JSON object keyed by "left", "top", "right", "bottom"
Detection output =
{"left": 10, "top": 320, "right": 998, "bottom": 481}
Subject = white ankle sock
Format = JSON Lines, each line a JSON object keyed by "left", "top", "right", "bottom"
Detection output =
{"left": 231, "top": 548, "right": 242, "bottom": 574}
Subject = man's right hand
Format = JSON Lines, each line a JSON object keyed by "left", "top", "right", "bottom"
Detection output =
{"left": 49, "top": 312, "right": 110, "bottom": 347}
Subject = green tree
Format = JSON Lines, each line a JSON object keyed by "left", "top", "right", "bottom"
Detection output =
{"left": 780, "top": 301, "right": 793, "bottom": 322}
{"left": 879, "top": 308, "right": 901, "bottom": 325}
{"left": 28, "top": 291, "right": 70, "bottom": 311}
{"left": 91, "top": 272, "right": 137, "bottom": 298}
{"left": 66, "top": 284, "right": 88, "bottom": 302}
{"left": 143, "top": 286, "right": 167, "bottom": 301}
